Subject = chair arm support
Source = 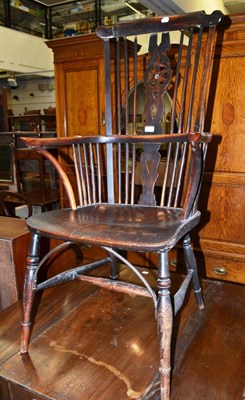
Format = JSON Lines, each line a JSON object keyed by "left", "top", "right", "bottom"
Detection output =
{"left": 37, "top": 147, "right": 77, "bottom": 210}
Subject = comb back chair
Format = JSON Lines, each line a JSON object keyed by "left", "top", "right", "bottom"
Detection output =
{"left": 20, "top": 11, "right": 223, "bottom": 399}
{"left": 0, "top": 190, "right": 33, "bottom": 218}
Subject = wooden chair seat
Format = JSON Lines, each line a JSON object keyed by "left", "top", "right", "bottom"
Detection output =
{"left": 27, "top": 205, "right": 200, "bottom": 252}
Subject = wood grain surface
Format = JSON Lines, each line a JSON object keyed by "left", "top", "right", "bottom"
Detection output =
{"left": 0, "top": 271, "right": 244, "bottom": 399}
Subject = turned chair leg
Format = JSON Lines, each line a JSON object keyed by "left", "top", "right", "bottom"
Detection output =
{"left": 183, "top": 235, "right": 204, "bottom": 309}
{"left": 110, "top": 252, "right": 119, "bottom": 280}
{"left": 158, "top": 251, "right": 173, "bottom": 400}
{"left": 20, "top": 233, "right": 41, "bottom": 354}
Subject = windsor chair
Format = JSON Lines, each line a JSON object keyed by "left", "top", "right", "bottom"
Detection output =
{"left": 20, "top": 11, "right": 223, "bottom": 399}
{"left": 0, "top": 190, "right": 33, "bottom": 218}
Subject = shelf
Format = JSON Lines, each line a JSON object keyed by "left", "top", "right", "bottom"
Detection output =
{"left": 7, "top": 0, "right": 46, "bottom": 36}
{"left": 52, "top": 10, "right": 95, "bottom": 25}
{"left": 50, "top": 1, "right": 100, "bottom": 37}
{"left": 11, "top": 4, "right": 44, "bottom": 17}
{"left": 0, "top": 0, "right": 151, "bottom": 39}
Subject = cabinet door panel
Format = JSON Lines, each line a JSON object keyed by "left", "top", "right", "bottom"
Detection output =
{"left": 199, "top": 182, "right": 245, "bottom": 243}
{"left": 65, "top": 68, "right": 99, "bottom": 135}
{"left": 207, "top": 57, "right": 245, "bottom": 173}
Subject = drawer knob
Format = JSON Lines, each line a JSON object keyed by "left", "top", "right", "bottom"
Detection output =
{"left": 171, "top": 260, "right": 178, "bottom": 267}
{"left": 213, "top": 266, "right": 227, "bottom": 275}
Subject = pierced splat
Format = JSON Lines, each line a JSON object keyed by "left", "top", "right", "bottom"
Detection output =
{"left": 139, "top": 146, "right": 161, "bottom": 205}
{"left": 143, "top": 32, "right": 172, "bottom": 133}
{"left": 139, "top": 32, "right": 172, "bottom": 205}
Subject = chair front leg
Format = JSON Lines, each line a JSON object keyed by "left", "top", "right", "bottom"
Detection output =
{"left": 20, "top": 233, "right": 41, "bottom": 354}
{"left": 157, "top": 251, "right": 173, "bottom": 400}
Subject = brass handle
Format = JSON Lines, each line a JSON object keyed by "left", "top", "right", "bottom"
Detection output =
{"left": 101, "top": 112, "right": 105, "bottom": 126}
{"left": 171, "top": 260, "right": 178, "bottom": 267}
{"left": 170, "top": 259, "right": 181, "bottom": 268}
{"left": 213, "top": 267, "right": 227, "bottom": 275}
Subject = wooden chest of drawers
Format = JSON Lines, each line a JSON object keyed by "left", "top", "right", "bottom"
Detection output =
{"left": 0, "top": 217, "right": 30, "bottom": 311}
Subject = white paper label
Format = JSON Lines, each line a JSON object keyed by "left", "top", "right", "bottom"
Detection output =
{"left": 144, "top": 126, "right": 155, "bottom": 133}
{"left": 161, "top": 17, "right": 169, "bottom": 23}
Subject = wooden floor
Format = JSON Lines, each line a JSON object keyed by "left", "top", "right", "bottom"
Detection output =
{"left": 0, "top": 267, "right": 244, "bottom": 400}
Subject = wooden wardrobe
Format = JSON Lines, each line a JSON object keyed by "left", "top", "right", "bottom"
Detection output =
{"left": 197, "top": 14, "right": 245, "bottom": 285}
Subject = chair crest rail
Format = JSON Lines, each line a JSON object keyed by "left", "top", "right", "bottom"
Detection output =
{"left": 96, "top": 10, "right": 223, "bottom": 38}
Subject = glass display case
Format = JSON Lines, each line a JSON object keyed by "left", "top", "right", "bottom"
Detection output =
{"left": 49, "top": 0, "right": 150, "bottom": 38}
{"left": 0, "top": 0, "right": 6, "bottom": 26}
{"left": 50, "top": 0, "right": 101, "bottom": 38}
{"left": 0, "top": 0, "right": 150, "bottom": 39}
{"left": 0, "top": 0, "right": 101, "bottom": 38}
{"left": 9, "top": 0, "right": 47, "bottom": 37}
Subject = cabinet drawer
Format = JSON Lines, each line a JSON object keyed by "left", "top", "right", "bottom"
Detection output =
{"left": 205, "top": 256, "right": 245, "bottom": 284}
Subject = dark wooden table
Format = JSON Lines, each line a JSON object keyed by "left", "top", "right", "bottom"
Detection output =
{"left": 8, "top": 114, "right": 56, "bottom": 132}
{"left": 0, "top": 217, "right": 30, "bottom": 311}
{"left": 0, "top": 270, "right": 244, "bottom": 399}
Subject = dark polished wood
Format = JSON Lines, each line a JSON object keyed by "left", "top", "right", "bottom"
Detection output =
{"left": 8, "top": 114, "right": 56, "bottom": 132}
{"left": 171, "top": 280, "right": 245, "bottom": 400}
{"left": 0, "top": 275, "right": 244, "bottom": 399}
{"left": 97, "top": 10, "right": 223, "bottom": 37}
{"left": 0, "top": 88, "right": 9, "bottom": 132}
{"left": 0, "top": 190, "right": 33, "bottom": 218}
{"left": 19, "top": 12, "right": 223, "bottom": 400}
{"left": 26, "top": 205, "right": 200, "bottom": 252}
{"left": 196, "top": 14, "right": 245, "bottom": 285}
{"left": 0, "top": 217, "right": 30, "bottom": 311}
{"left": 0, "top": 279, "right": 99, "bottom": 367}
{"left": 14, "top": 147, "right": 60, "bottom": 212}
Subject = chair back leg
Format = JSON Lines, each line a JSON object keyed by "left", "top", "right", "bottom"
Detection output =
{"left": 183, "top": 235, "right": 205, "bottom": 309}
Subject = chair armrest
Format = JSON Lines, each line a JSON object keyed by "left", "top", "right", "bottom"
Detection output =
{"left": 21, "top": 132, "right": 212, "bottom": 149}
